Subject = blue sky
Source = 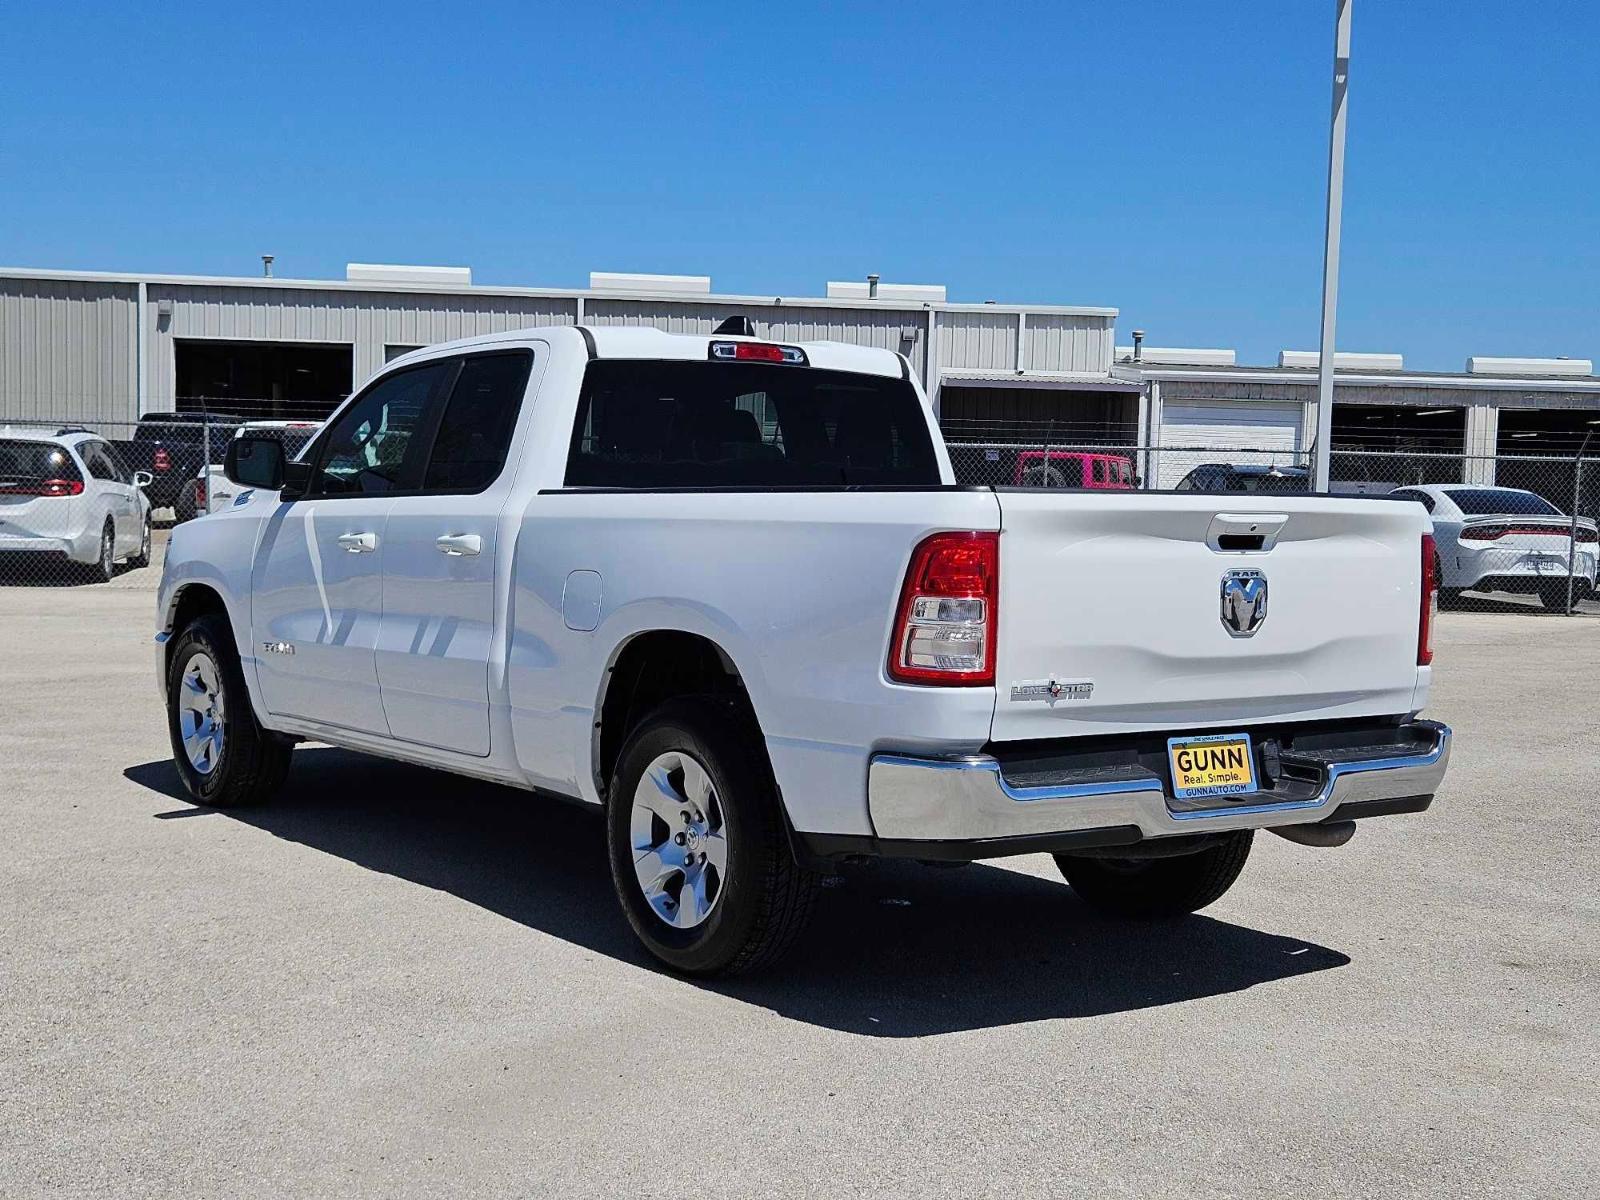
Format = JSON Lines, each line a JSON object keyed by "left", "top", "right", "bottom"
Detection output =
{"left": 2, "top": 1, "right": 1595, "bottom": 370}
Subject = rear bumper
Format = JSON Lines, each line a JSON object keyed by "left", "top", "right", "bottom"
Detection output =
{"left": 0, "top": 531, "right": 95, "bottom": 563}
{"left": 815, "top": 719, "right": 1449, "bottom": 862}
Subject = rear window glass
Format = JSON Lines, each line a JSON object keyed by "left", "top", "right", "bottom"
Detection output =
{"left": 0, "top": 440, "right": 81, "bottom": 484}
{"left": 1448, "top": 488, "right": 1559, "bottom": 516}
{"left": 565, "top": 360, "right": 939, "bottom": 488}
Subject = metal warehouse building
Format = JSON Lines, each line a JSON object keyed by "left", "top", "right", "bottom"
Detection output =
{"left": 1, "top": 263, "right": 1595, "bottom": 475}
{"left": 0, "top": 264, "right": 1128, "bottom": 428}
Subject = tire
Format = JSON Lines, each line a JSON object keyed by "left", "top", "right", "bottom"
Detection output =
{"left": 1020, "top": 465, "right": 1069, "bottom": 489}
{"left": 165, "top": 613, "right": 292, "bottom": 807}
{"left": 174, "top": 482, "right": 200, "bottom": 523}
{"left": 81, "top": 520, "right": 116, "bottom": 583}
{"left": 1537, "top": 580, "right": 1572, "bottom": 613}
{"left": 1054, "top": 831, "right": 1254, "bottom": 918}
{"left": 606, "top": 697, "right": 818, "bottom": 976}
{"left": 129, "top": 514, "right": 152, "bottom": 569}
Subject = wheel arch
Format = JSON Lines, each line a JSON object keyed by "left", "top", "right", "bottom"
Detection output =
{"left": 592, "top": 629, "right": 766, "bottom": 805}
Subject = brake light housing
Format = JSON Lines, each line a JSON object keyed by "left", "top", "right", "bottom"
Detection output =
{"left": 709, "top": 340, "right": 808, "bottom": 366}
{"left": 1419, "top": 533, "right": 1437, "bottom": 666}
{"left": 0, "top": 478, "right": 84, "bottom": 497}
{"left": 153, "top": 447, "right": 171, "bottom": 472}
{"left": 888, "top": 531, "right": 998, "bottom": 686}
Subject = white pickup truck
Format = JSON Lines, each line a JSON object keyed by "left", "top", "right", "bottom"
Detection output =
{"left": 155, "top": 324, "right": 1451, "bottom": 974}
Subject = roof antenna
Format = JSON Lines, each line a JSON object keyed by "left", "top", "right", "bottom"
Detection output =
{"left": 713, "top": 315, "right": 757, "bottom": 336}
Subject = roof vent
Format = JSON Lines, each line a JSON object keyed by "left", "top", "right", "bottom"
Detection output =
{"left": 589, "top": 271, "right": 711, "bottom": 295}
{"left": 713, "top": 316, "right": 758, "bottom": 337}
{"left": 1466, "top": 355, "right": 1593, "bottom": 377}
{"left": 825, "top": 280, "right": 947, "bottom": 304}
{"left": 1278, "top": 350, "right": 1404, "bottom": 371}
{"left": 346, "top": 263, "right": 472, "bottom": 286}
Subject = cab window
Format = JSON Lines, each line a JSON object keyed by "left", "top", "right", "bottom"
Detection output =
{"left": 308, "top": 363, "right": 451, "bottom": 496}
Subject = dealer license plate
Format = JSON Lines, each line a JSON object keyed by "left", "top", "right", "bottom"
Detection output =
{"left": 1167, "top": 733, "right": 1258, "bottom": 801}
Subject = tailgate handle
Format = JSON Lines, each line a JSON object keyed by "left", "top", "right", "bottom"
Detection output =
{"left": 1208, "top": 512, "right": 1287, "bottom": 553}
{"left": 1218, "top": 533, "right": 1265, "bottom": 551}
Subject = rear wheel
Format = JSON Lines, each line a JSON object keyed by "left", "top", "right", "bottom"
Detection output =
{"left": 606, "top": 698, "right": 818, "bottom": 976}
{"left": 1020, "top": 464, "right": 1069, "bottom": 489}
{"left": 1055, "top": 831, "right": 1254, "bottom": 918}
{"left": 80, "top": 520, "right": 116, "bottom": 583}
{"left": 166, "top": 614, "right": 292, "bottom": 807}
{"left": 1538, "top": 580, "right": 1572, "bottom": 612}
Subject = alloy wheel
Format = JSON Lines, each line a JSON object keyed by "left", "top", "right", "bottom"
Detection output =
{"left": 629, "top": 750, "right": 729, "bottom": 929}
{"left": 177, "top": 652, "right": 226, "bottom": 775}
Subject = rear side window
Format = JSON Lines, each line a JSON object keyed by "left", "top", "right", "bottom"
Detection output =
{"left": 1391, "top": 488, "right": 1436, "bottom": 513}
{"left": 565, "top": 360, "right": 939, "bottom": 487}
{"left": 424, "top": 352, "right": 532, "bottom": 491}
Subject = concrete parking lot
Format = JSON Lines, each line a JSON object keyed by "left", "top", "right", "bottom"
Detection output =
{"left": 2, "top": 543, "right": 1595, "bottom": 1199}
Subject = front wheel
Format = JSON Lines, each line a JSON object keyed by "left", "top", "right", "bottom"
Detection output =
{"left": 129, "top": 514, "right": 152, "bottom": 569}
{"left": 166, "top": 614, "right": 292, "bottom": 807}
{"left": 1055, "top": 831, "right": 1254, "bottom": 918}
{"left": 606, "top": 698, "right": 818, "bottom": 976}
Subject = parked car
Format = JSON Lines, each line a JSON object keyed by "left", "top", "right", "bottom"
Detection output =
{"left": 1389, "top": 484, "right": 1598, "bottom": 610}
{"left": 199, "top": 421, "right": 323, "bottom": 514}
{"left": 156, "top": 326, "right": 1451, "bottom": 974}
{"left": 116, "top": 413, "right": 239, "bottom": 521}
{"left": 1174, "top": 463, "right": 1311, "bottom": 492}
{"left": 0, "top": 427, "right": 152, "bottom": 580}
{"left": 1014, "top": 450, "right": 1136, "bottom": 489}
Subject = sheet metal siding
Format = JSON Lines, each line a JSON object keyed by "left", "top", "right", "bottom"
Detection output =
{"left": 584, "top": 299, "right": 927, "bottom": 374}
{"left": 1025, "top": 314, "right": 1114, "bottom": 373}
{"left": 146, "top": 285, "right": 578, "bottom": 407}
{"left": 0, "top": 278, "right": 138, "bottom": 421}
{"left": 938, "top": 311, "right": 1018, "bottom": 370}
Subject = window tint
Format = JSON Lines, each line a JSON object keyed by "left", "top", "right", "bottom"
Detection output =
{"left": 565, "top": 360, "right": 940, "bottom": 488}
{"left": 0, "top": 440, "right": 80, "bottom": 485}
{"left": 310, "top": 363, "right": 450, "bottom": 496}
{"left": 1447, "top": 488, "right": 1560, "bottom": 516}
{"left": 83, "top": 443, "right": 119, "bottom": 482}
{"left": 1391, "top": 488, "right": 1436, "bottom": 512}
{"left": 424, "top": 352, "right": 532, "bottom": 491}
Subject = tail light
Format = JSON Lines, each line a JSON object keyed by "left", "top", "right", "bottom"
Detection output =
{"left": 194, "top": 479, "right": 207, "bottom": 508}
{"left": 0, "top": 478, "right": 84, "bottom": 497}
{"left": 888, "top": 531, "right": 998, "bottom": 685}
{"left": 1419, "top": 533, "right": 1437, "bottom": 666}
{"left": 1461, "top": 524, "right": 1592, "bottom": 542}
{"left": 153, "top": 447, "right": 171, "bottom": 471}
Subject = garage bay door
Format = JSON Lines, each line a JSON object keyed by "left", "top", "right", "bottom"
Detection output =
{"left": 1157, "top": 401, "right": 1304, "bottom": 488}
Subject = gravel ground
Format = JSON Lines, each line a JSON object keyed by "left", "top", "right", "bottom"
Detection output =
{"left": 1, "top": 551, "right": 1595, "bottom": 1198}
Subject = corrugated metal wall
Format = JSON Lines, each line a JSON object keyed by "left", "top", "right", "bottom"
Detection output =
{"left": 938, "top": 310, "right": 1018, "bottom": 371}
{"left": 0, "top": 277, "right": 138, "bottom": 421}
{"left": 1025, "top": 313, "right": 1114, "bottom": 373}
{"left": 146, "top": 285, "right": 578, "bottom": 408}
{"left": 0, "top": 272, "right": 1119, "bottom": 422}
{"left": 585, "top": 299, "right": 929, "bottom": 379}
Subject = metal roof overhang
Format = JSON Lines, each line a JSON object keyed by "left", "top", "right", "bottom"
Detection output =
{"left": 939, "top": 370, "right": 1142, "bottom": 393}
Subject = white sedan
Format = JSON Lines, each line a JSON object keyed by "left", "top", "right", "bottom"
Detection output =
{"left": 1389, "top": 484, "right": 1597, "bottom": 609}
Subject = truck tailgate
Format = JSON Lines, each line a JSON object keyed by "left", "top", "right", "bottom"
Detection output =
{"left": 990, "top": 491, "right": 1428, "bottom": 742}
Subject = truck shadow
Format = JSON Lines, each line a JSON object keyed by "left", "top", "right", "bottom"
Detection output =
{"left": 124, "top": 748, "right": 1350, "bottom": 1037}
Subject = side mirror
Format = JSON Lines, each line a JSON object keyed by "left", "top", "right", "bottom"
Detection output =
{"left": 132, "top": 470, "right": 154, "bottom": 488}
{"left": 224, "top": 436, "right": 286, "bottom": 491}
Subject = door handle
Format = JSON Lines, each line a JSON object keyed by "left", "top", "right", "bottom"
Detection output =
{"left": 336, "top": 531, "right": 378, "bottom": 553}
{"left": 436, "top": 533, "right": 482, "bottom": 557}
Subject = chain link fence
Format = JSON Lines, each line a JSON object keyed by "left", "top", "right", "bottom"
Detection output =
{"left": 2, "top": 403, "right": 1594, "bottom": 616}
{"left": 0, "top": 404, "right": 322, "bottom": 587}
{"left": 943, "top": 429, "right": 1600, "bottom": 617}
